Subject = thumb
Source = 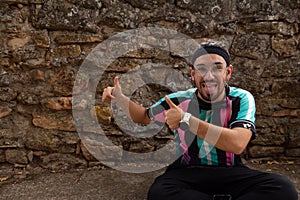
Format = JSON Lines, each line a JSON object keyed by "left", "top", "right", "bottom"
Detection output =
{"left": 165, "top": 95, "right": 177, "bottom": 108}
{"left": 112, "top": 76, "right": 122, "bottom": 98}
{"left": 114, "top": 76, "right": 120, "bottom": 87}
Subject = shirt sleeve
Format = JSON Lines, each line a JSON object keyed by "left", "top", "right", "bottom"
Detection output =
{"left": 146, "top": 97, "right": 169, "bottom": 125}
{"left": 229, "top": 90, "right": 256, "bottom": 139}
{"left": 146, "top": 95, "right": 182, "bottom": 125}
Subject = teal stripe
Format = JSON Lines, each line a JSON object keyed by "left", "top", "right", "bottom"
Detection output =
{"left": 173, "top": 130, "right": 181, "bottom": 156}
{"left": 207, "top": 110, "right": 212, "bottom": 123}
{"left": 207, "top": 110, "right": 218, "bottom": 165}
{"left": 198, "top": 137, "right": 207, "bottom": 165}
{"left": 168, "top": 88, "right": 196, "bottom": 99}
{"left": 151, "top": 88, "right": 197, "bottom": 107}
{"left": 199, "top": 110, "right": 206, "bottom": 121}
{"left": 198, "top": 110, "right": 219, "bottom": 165}
{"left": 209, "top": 144, "right": 218, "bottom": 165}
{"left": 198, "top": 110, "right": 207, "bottom": 164}
{"left": 229, "top": 87, "right": 256, "bottom": 122}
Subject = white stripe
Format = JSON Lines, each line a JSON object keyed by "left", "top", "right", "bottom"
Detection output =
{"left": 204, "top": 111, "right": 212, "bottom": 164}
{"left": 245, "top": 91, "right": 255, "bottom": 120}
{"left": 203, "top": 141, "right": 212, "bottom": 165}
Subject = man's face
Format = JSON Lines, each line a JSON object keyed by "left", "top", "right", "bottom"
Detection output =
{"left": 191, "top": 54, "right": 232, "bottom": 103}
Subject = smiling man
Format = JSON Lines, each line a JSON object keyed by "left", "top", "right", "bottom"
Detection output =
{"left": 102, "top": 41, "right": 297, "bottom": 200}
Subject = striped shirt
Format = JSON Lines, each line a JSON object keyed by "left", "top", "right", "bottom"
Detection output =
{"left": 147, "top": 86, "right": 256, "bottom": 167}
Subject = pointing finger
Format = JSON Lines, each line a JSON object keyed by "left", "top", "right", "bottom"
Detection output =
{"left": 165, "top": 95, "right": 177, "bottom": 108}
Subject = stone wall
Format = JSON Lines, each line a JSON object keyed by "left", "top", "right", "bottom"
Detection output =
{"left": 0, "top": 0, "right": 299, "bottom": 170}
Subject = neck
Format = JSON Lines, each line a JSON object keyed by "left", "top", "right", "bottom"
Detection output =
{"left": 197, "top": 89, "right": 226, "bottom": 104}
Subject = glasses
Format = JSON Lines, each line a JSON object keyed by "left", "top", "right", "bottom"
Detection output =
{"left": 194, "top": 64, "right": 226, "bottom": 76}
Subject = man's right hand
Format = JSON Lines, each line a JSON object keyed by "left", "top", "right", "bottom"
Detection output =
{"left": 102, "top": 76, "right": 123, "bottom": 103}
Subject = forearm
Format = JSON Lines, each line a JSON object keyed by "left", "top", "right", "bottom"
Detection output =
{"left": 114, "top": 94, "right": 151, "bottom": 124}
{"left": 189, "top": 116, "right": 251, "bottom": 154}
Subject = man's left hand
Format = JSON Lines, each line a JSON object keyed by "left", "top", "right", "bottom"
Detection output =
{"left": 165, "top": 96, "right": 184, "bottom": 131}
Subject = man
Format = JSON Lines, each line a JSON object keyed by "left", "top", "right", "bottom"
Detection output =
{"left": 102, "top": 41, "right": 297, "bottom": 200}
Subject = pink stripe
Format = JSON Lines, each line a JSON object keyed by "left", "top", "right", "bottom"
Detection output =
{"left": 221, "top": 98, "right": 235, "bottom": 166}
{"left": 177, "top": 100, "right": 191, "bottom": 164}
{"left": 220, "top": 97, "right": 232, "bottom": 128}
{"left": 152, "top": 99, "right": 190, "bottom": 123}
{"left": 177, "top": 100, "right": 190, "bottom": 112}
{"left": 178, "top": 128, "right": 191, "bottom": 164}
{"left": 153, "top": 111, "right": 166, "bottom": 123}
{"left": 153, "top": 99, "right": 192, "bottom": 164}
{"left": 178, "top": 100, "right": 192, "bottom": 164}
{"left": 226, "top": 152, "right": 234, "bottom": 166}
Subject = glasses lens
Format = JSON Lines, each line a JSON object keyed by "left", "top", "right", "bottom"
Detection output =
{"left": 195, "top": 65, "right": 225, "bottom": 76}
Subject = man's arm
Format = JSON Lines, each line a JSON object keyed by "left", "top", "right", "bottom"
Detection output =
{"left": 164, "top": 96, "right": 252, "bottom": 155}
{"left": 102, "top": 76, "right": 151, "bottom": 124}
{"left": 189, "top": 117, "right": 252, "bottom": 155}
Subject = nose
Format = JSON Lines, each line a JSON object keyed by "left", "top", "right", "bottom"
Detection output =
{"left": 203, "top": 70, "right": 215, "bottom": 80}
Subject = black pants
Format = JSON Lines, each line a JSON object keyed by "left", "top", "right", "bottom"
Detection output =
{"left": 147, "top": 166, "right": 298, "bottom": 200}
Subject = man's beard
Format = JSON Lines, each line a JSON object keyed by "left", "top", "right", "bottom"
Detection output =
{"left": 194, "top": 79, "right": 226, "bottom": 102}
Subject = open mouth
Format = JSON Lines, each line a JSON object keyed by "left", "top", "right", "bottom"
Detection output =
{"left": 201, "top": 83, "right": 217, "bottom": 94}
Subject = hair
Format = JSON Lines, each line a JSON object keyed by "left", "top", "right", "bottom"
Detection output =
{"left": 191, "top": 41, "right": 230, "bottom": 68}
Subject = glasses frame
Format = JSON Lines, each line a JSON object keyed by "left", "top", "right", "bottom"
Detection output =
{"left": 194, "top": 63, "right": 227, "bottom": 77}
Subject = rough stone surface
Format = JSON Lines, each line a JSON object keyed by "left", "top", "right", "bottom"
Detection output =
{"left": 0, "top": 0, "right": 299, "bottom": 169}
{"left": 0, "top": 159, "right": 299, "bottom": 199}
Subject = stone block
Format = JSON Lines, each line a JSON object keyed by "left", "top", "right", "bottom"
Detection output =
{"left": 0, "top": 73, "right": 30, "bottom": 87}
{"left": 288, "top": 125, "right": 300, "bottom": 148}
{"left": 80, "top": 142, "right": 97, "bottom": 161}
{"left": 26, "top": 128, "right": 79, "bottom": 153}
{"left": 244, "top": 22, "right": 298, "bottom": 36}
{"left": 5, "top": 149, "right": 28, "bottom": 164}
{"left": 231, "top": 33, "right": 271, "bottom": 60}
{"left": 290, "top": 109, "right": 300, "bottom": 117}
{"left": 51, "top": 31, "right": 102, "bottom": 44}
{"left": 50, "top": 45, "right": 81, "bottom": 59}
{"left": 251, "top": 132, "right": 285, "bottom": 146}
{"left": 261, "top": 58, "right": 300, "bottom": 78}
{"left": 94, "top": 105, "right": 112, "bottom": 125}
{"left": 49, "top": 69, "right": 76, "bottom": 96}
{"left": 31, "top": 0, "right": 100, "bottom": 32}
{"left": 83, "top": 141, "right": 123, "bottom": 162}
{"left": 17, "top": 92, "right": 40, "bottom": 105}
{"left": 0, "top": 87, "right": 17, "bottom": 101}
{"left": 248, "top": 146, "right": 285, "bottom": 158}
{"left": 0, "top": 149, "right": 6, "bottom": 162}
{"left": 0, "top": 106, "right": 12, "bottom": 118}
{"left": 272, "top": 36, "right": 298, "bottom": 57}
{"left": 0, "top": 129, "right": 25, "bottom": 148}
{"left": 272, "top": 109, "right": 291, "bottom": 117}
{"left": 285, "top": 148, "right": 300, "bottom": 157}
{"left": 7, "top": 36, "right": 31, "bottom": 51}
{"left": 290, "top": 118, "right": 300, "bottom": 124}
{"left": 40, "top": 153, "right": 87, "bottom": 170}
{"left": 32, "top": 111, "right": 76, "bottom": 131}
{"left": 128, "top": 140, "right": 155, "bottom": 153}
{"left": 280, "top": 98, "right": 300, "bottom": 109}
{"left": 272, "top": 80, "right": 300, "bottom": 98}
{"left": 31, "top": 30, "right": 50, "bottom": 48}
{"left": 41, "top": 97, "right": 72, "bottom": 110}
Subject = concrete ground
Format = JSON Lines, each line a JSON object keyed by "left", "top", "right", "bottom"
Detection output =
{"left": 0, "top": 159, "right": 299, "bottom": 200}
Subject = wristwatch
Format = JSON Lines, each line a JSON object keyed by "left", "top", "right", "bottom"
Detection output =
{"left": 179, "top": 112, "right": 192, "bottom": 131}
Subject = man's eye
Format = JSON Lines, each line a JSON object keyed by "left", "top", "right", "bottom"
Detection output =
{"left": 198, "top": 67, "right": 207, "bottom": 72}
{"left": 217, "top": 65, "right": 223, "bottom": 70}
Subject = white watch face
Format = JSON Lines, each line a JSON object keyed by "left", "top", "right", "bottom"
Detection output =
{"left": 180, "top": 113, "right": 191, "bottom": 130}
{"left": 183, "top": 113, "right": 191, "bottom": 124}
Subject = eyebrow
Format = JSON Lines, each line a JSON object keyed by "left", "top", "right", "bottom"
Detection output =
{"left": 195, "top": 62, "right": 224, "bottom": 67}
